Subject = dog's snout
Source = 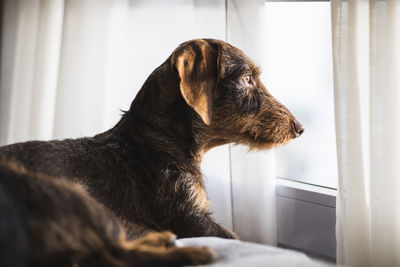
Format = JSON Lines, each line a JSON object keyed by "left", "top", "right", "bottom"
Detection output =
{"left": 292, "top": 120, "right": 304, "bottom": 138}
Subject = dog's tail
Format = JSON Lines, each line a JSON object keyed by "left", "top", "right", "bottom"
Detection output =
{"left": 0, "top": 166, "right": 28, "bottom": 267}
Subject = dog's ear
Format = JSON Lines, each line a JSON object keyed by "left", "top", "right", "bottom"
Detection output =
{"left": 172, "top": 40, "right": 218, "bottom": 125}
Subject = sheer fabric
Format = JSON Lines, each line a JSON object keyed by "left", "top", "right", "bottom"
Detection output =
{"left": 332, "top": 0, "right": 400, "bottom": 266}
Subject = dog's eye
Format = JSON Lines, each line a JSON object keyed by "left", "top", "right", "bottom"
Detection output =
{"left": 243, "top": 74, "right": 252, "bottom": 84}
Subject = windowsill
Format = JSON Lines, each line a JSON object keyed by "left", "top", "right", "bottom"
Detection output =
{"left": 276, "top": 177, "right": 336, "bottom": 208}
{"left": 276, "top": 177, "right": 337, "bottom": 196}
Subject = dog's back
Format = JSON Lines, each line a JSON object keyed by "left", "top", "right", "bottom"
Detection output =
{"left": 0, "top": 139, "right": 94, "bottom": 178}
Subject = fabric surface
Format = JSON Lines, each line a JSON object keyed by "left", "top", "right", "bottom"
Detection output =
{"left": 177, "top": 237, "right": 334, "bottom": 267}
{"left": 331, "top": 0, "right": 400, "bottom": 266}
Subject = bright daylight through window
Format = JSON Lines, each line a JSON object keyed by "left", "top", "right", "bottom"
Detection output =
{"left": 264, "top": 1, "right": 338, "bottom": 189}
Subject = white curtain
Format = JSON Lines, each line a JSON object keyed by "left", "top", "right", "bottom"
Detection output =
{"left": 0, "top": 0, "right": 64, "bottom": 144}
{"left": 0, "top": 0, "right": 276, "bottom": 245}
{"left": 332, "top": 0, "right": 400, "bottom": 266}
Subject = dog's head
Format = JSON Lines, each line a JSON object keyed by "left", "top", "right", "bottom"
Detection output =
{"left": 171, "top": 39, "right": 304, "bottom": 150}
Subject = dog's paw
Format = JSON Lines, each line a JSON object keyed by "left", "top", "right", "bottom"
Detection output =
{"left": 124, "top": 239, "right": 215, "bottom": 266}
{"left": 134, "top": 231, "right": 177, "bottom": 248}
{"left": 169, "top": 246, "right": 216, "bottom": 266}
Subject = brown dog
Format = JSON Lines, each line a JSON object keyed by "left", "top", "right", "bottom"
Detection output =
{"left": 0, "top": 39, "right": 303, "bottom": 265}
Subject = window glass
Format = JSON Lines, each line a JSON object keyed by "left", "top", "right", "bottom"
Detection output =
{"left": 264, "top": 2, "right": 338, "bottom": 189}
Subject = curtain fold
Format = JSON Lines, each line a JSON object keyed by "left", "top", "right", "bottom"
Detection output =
{"left": 0, "top": 0, "right": 64, "bottom": 144}
{"left": 332, "top": 0, "right": 400, "bottom": 266}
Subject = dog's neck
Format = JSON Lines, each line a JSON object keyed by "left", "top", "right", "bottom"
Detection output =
{"left": 108, "top": 61, "right": 221, "bottom": 170}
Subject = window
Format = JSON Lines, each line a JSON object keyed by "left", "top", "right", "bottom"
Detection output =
{"left": 264, "top": 1, "right": 338, "bottom": 189}
{"left": 265, "top": 1, "right": 337, "bottom": 261}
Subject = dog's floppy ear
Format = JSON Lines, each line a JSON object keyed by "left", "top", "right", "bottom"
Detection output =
{"left": 172, "top": 40, "right": 218, "bottom": 125}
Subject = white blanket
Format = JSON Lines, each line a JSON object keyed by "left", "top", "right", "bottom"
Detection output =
{"left": 177, "top": 237, "right": 334, "bottom": 267}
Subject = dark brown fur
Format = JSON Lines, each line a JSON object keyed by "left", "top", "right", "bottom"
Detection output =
{"left": 0, "top": 39, "right": 302, "bottom": 265}
{"left": 0, "top": 162, "right": 214, "bottom": 267}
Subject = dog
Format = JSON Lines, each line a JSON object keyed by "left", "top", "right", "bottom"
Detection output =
{"left": 0, "top": 39, "right": 303, "bottom": 265}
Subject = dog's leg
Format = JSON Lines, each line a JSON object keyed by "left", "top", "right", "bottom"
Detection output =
{"left": 129, "top": 231, "right": 177, "bottom": 247}
{"left": 195, "top": 215, "right": 239, "bottom": 240}
{"left": 167, "top": 212, "right": 238, "bottom": 240}
{"left": 157, "top": 176, "right": 239, "bottom": 240}
{"left": 119, "top": 232, "right": 215, "bottom": 267}
{"left": 204, "top": 217, "right": 239, "bottom": 239}
{"left": 77, "top": 232, "right": 215, "bottom": 267}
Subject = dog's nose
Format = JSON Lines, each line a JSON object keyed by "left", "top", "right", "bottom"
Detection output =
{"left": 292, "top": 120, "right": 304, "bottom": 138}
